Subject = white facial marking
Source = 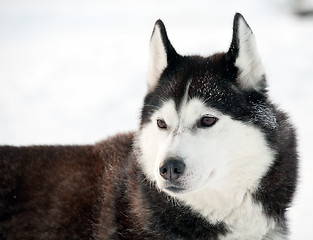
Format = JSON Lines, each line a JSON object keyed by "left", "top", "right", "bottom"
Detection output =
{"left": 136, "top": 97, "right": 274, "bottom": 192}
{"left": 135, "top": 97, "right": 277, "bottom": 238}
{"left": 135, "top": 100, "right": 177, "bottom": 181}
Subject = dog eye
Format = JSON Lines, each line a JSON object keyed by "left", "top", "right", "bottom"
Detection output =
{"left": 199, "top": 116, "right": 217, "bottom": 128}
{"left": 157, "top": 119, "right": 167, "bottom": 129}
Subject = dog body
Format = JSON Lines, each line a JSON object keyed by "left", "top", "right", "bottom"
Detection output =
{"left": 0, "top": 14, "right": 297, "bottom": 239}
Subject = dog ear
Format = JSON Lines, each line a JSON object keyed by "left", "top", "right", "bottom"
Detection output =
{"left": 147, "top": 20, "right": 177, "bottom": 92}
{"left": 227, "top": 13, "right": 266, "bottom": 92}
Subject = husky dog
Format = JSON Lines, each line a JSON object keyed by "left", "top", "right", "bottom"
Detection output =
{"left": 0, "top": 13, "right": 298, "bottom": 240}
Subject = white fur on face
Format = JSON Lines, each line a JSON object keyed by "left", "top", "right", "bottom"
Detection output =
{"left": 135, "top": 100, "right": 177, "bottom": 181}
{"left": 135, "top": 97, "right": 277, "bottom": 237}
{"left": 136, "top": 98, "right": 274, "bottom": 195}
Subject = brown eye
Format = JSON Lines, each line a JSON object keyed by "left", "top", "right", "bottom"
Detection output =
{"left": 199, "top": 116, "right": 217, "bottom": 128}
{"left": 157, "top": 119, "right": 167, "bottom": 129}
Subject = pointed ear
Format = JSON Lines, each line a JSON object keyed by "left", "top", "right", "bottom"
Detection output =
{"left": 227, "top": 13, "right": 266, "bottom": 92}
{"left": 147, "top": 20, "right": 177, "bottom": 92}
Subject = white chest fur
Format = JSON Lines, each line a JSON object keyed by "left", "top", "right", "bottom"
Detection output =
{"left": 179, "top": 189, "right": 283, "bottom": 240}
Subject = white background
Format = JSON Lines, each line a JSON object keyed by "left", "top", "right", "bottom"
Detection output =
{"left": 0, "top": 0, "right": 312, "bottom": 238}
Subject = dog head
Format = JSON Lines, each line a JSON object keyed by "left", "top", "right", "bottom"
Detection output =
{"left": 135, "top": 14, "right": 276, "bottom": 197}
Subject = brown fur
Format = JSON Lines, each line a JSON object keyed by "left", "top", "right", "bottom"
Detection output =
{"left": 0, "top": 133, "right": 134, "bottom": 240}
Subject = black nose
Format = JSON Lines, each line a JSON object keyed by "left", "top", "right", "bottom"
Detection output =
{"left": 159, "top": 158, "right": 185, "bottom": 181}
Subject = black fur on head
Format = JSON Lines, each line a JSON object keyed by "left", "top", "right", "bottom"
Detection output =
{"left": 142, "top": 14, "right": 270, "bottom": 134}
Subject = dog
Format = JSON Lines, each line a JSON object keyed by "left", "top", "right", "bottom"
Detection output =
{"left": 0, "top": 13, "right": 298, "bottom": 240}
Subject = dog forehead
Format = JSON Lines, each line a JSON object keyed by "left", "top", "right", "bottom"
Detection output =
{"left": 175, "top": 56, "right": 239, "bottom": 107}
{"left": 189, "top": 73, "right": 225, "bottom": 98}
{"left": 187, "top": 60, "right": 236, "bottom": 99}
{"left": 141, "top": 54, "right": 247, "bottom": 125}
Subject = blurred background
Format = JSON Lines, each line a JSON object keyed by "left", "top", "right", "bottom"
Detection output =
{"left": 0, "top": 0, "right": 312, "bottom": 238}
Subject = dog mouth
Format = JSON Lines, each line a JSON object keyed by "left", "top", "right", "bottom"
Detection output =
{"left": 165, "top": 185, "right": 186, "bottom": 193}
{"left": 162, "top": 181, "right": 186, "bottom": 194}
{"left": 160, "top": 169, "right": 216, "bottom": 194}
{"left": 163, "top": 170, "right": 216, "bottom": 194}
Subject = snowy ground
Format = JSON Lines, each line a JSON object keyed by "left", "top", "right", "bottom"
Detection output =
{"left": 0, "top": 0, "right": 312, "bottom": 238}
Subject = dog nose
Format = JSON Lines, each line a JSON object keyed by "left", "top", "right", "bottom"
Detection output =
{"left": 159, "top": 158, "right": 185, "bottom": 181}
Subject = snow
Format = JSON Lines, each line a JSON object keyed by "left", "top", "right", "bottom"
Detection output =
{"left": 0, "top": 0, "right": 312, "bottom": 238}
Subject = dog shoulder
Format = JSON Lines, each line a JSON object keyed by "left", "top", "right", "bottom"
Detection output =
{"left": 0, "top": 132, "right": 135, "bottom": 239}
{"left": 95, "top": 132, "right": 134, "bottom": 163}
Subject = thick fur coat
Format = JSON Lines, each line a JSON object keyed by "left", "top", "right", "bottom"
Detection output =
{"left": 0, "top": 14, "right": 297, "bottom": 240}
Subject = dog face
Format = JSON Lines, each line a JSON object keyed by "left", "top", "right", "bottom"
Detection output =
{"left": 137, "top": 97, "right": 274, "bottom": 197}
{"left": 135, "top": 14, "right": 276, "bottom": 198}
